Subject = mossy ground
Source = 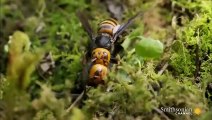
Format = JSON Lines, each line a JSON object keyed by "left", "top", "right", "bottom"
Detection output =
{"left": 0, "top": 0, "right": 212, "bottom": 120}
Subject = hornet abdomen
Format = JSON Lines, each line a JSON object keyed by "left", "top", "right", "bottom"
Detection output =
{"left": 98, "top": 18, "right": 120, "bottom": 36}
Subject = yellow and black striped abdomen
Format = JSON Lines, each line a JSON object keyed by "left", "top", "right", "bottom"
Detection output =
{"left": 98, "top": 18, "right": 120, "bottom": 36}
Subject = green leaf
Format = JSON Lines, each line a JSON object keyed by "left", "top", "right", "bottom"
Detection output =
{"left": 135, "top": 36, "right": 164, "bottom": 58}
{"left": 200, "top": 111, "right": 212, "bottom": 120}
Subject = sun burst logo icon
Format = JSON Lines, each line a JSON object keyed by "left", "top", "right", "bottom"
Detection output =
{"left": 194, "top": 107, "right": 202, "bottom": 115}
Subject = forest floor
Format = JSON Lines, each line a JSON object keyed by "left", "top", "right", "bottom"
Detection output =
{"left": 0, "top": 0, "right": 212, "bottom": 120}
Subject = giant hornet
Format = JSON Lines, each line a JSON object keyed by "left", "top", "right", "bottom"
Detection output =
{"left": 77, "top": 11, "right": 141, "bottom": 87}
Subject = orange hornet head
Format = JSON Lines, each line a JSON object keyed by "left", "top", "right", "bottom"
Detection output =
{"left": 88, "top": 64, "right": 108, "bottom": 86}
{"left": 91, "top": 48, "right": 111, "bottom": 66}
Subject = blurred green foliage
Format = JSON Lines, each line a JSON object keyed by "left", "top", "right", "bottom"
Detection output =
{"left": 135, "top": 36, "right": 164, "bottom": 58}
{"left": 0, "top": 0, "right": 212, "bottom": 120}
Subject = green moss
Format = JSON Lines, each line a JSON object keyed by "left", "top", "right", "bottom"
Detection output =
{"left": 0, "top": 0, "right": 211, "bottom": 120}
